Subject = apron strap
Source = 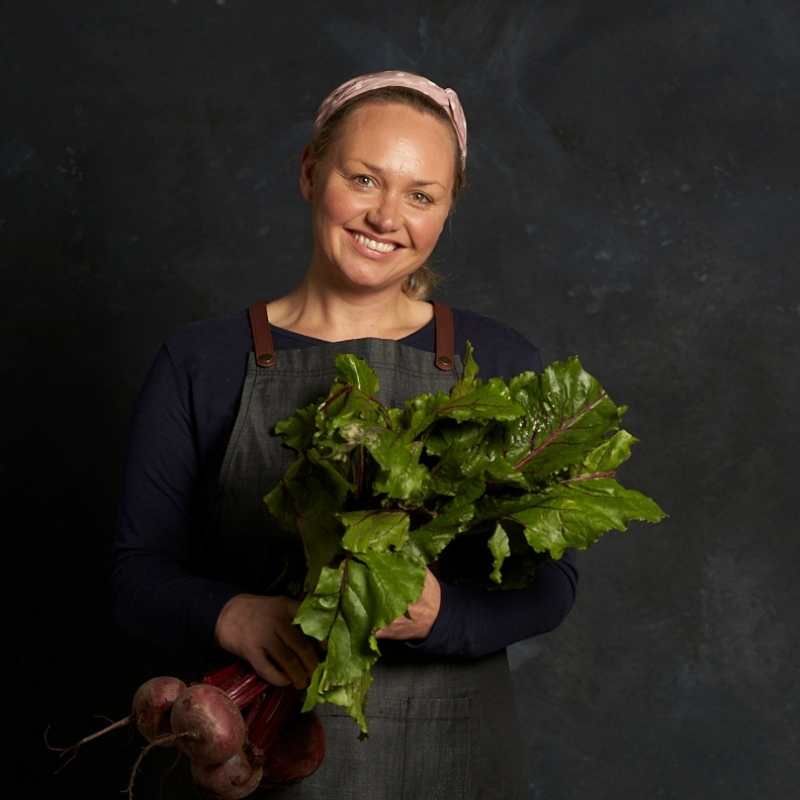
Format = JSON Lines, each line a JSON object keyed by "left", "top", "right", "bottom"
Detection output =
{"left": 432, "top": 301, "right": 455, "bottom": 371}
{"left": 248, "top": 300, "right": 455, "bottom": 371}
{"left": 248, "top": 302, "right": 277, "bottom": 367}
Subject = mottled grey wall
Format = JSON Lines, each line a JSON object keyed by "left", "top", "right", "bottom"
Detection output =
{"left": 5, "top": 2, "right": 798, "bottom": 798}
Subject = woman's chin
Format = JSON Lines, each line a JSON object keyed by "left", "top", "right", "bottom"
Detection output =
{"left": 329, "top": 261, "right": 414, "bottom": 293}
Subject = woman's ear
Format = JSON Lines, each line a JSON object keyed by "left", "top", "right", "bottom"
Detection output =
{"left": 299, "top": 144, "right": 316, "bottom": 202}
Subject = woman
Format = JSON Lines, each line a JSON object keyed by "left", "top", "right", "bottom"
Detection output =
{"left": 113, "top": 70, "right": 578, "bottom": 799}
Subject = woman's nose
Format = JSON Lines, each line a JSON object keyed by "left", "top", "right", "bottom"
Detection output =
{"left": 366, "top": 192, "right": 400, "bottom": 232}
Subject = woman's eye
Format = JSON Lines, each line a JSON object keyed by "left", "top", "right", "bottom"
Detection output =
{"left": 352, "top": 175, "right": 375, "bottom": 188}
{"left": 411, "top": 192, "right": 432, "bottom": 205}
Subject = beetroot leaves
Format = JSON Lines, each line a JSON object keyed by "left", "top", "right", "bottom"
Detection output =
{"left": 264, "top": 343, "right": 667, "bottom": 734}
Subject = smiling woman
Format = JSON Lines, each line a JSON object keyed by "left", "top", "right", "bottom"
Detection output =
{"left": 282, "top": 101, "right": 457, "bottom": 336}
{"left": 112, "top": 70, "right": 577, "bottom": 799}
{"left": 261, "top": 83, "right": 468, "bottom": 342}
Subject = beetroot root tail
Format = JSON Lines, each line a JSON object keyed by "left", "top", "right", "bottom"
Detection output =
{"left": 127, "top": 732, "right": 195, "bottom": 800}
{"left": 45, "top": 716, "right": 132, "bottom": 774}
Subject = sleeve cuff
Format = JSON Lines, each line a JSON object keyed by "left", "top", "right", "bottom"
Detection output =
{"left": 188, "top": 580, "right": 249, "bottom": 656}
{"left": 402, "top": 580, "right": 471, "bottom": 656}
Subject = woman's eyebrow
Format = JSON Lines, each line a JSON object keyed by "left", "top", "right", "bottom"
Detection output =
{"left": 350, "top": 159, "right": 446, "bottom": 189}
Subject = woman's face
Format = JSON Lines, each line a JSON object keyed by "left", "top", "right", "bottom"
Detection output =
{"left": 300, "top": 101, "right": 457, "bottom": 294}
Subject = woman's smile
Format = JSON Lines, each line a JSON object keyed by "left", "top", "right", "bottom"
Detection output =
{"left": 346, "top": 228, "right": 404, "bottom": 257}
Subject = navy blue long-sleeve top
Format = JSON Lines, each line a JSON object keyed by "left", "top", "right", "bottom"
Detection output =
{"left": 111, "top": 304, "right": 578, "bottom": 667}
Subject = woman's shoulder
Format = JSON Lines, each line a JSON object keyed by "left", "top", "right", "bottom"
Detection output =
{"left": 448, "top": 305, "right": 544, "bottom": 378}
{"left": 162, "top": 307, "right": 252, "bottom": 371}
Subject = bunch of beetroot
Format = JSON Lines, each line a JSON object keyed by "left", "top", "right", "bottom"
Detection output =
{"left": 47, "top": 660, "right": 325, "bottom": 799}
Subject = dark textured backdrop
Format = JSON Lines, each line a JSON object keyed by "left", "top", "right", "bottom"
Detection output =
{"left": 5, "top": 1, "right": 798, "bottom": 798}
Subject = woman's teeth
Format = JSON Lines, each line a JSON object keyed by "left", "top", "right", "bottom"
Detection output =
{"left": 352, "top": 232, "right": 397, "bottom": 253}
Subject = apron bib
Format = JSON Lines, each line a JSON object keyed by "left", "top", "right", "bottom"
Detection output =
{"left": 200, "top": 302, "right": 527, "bottom": 799}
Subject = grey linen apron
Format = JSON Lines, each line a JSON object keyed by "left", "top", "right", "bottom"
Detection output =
{"left": 203, "top": 301, "right": 528, "bottom": 799}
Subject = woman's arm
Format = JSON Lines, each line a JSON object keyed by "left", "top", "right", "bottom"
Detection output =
{"left": 111, "top": 343, "right": 246, "bottom": 664}
{"left": 401, "top": 551, "right": 578, "bottom": 658}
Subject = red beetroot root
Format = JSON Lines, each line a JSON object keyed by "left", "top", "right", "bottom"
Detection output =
{"left": 132, "top": 675, "right": 187, "bottom": 743}
{"left": 170, "top": 684, "right": 247, "bottom": 766}
{"left": 191, "top": 744, "right": 264, "bottom": 800}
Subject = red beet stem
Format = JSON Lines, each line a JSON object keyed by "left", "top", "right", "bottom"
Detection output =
{"left": 227, "top": 673, "right": 269, "bottom": 709}
{"left": 248, "top": 686, "right": 301, "bottom": 756}
{"left": 203, "top": 661, "right": 269, "bottom": 711}
{"left": 259, "top": 711, "right": 326, "bottom": 788}
{"left": 202, "top": 660, "right": 251, "bottom": 692}
{"left": 244, "top": 690, "right": 268, "bottom": 729}
{"left": 248, "top": 689, "right": 284, "bottom": 751}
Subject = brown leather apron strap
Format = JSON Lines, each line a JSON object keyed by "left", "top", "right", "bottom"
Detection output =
{"left": 250, "top": 300, "right": 453, "bottom": 371}
{"left": 248, "top": 302, "right": 277, "bottom": 367}
{"left": 432, "top": 301, "right": 455, "bottom": 371}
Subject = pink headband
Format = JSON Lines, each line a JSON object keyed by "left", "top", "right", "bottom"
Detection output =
{"left": 313, "top": 70, "right": 468, "bottom": 170}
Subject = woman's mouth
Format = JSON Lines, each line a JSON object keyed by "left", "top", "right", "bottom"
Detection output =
{"left": 347, "top": 229, "right": 402, "bottom": 257}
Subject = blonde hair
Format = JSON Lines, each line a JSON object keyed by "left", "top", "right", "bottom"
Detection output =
{"left": 306, "top": 86, "right": 468, "bottom": 300}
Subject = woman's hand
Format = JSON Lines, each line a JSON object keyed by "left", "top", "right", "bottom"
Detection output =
{"left": 375, "top": 568, "right": 441, "bottom": 641}
{"left": 214, "top": 593, "right": 319, "bottom": 689}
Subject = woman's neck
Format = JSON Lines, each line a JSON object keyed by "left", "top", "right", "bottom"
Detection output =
{"left": 265, "top": 275, "right": 433, "bottom": 342}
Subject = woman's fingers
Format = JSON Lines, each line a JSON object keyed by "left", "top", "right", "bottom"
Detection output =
{"left": 245, "top": 646, "right": 292, "bottom": 687}
{"left": 278, "top": 624, "right": 319, "bottom": 677}
{"left": 270, "top": 633, "right": 313, "bottom": 689}
{"left": 245, "top": 633, "right": 315, "bottom": 689}
{"left": 214, "top": 593, "right": 319, "bottom": 688}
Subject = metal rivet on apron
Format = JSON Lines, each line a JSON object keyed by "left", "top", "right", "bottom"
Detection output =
{"left": 259, "top": 352, "right": 275, "bottom": 364}
{"left": 436, "top": 355, "right": 452, "bottom": 369}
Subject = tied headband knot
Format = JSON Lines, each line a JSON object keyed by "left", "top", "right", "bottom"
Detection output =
{"left": 312, "top": 70, "right": 467, "bottom": 170}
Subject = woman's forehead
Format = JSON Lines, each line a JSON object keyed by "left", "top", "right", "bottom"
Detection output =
{"left": 334, "top": 103, "right": 456, "bottom": 180}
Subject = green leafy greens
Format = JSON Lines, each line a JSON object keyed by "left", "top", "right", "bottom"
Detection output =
{"left": 263, "top": 343, "right": 665, "bottom": 735}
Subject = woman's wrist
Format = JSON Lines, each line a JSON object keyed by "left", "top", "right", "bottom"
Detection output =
{"left": 214, "top": 592, "right": 257, "bottom": 651}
